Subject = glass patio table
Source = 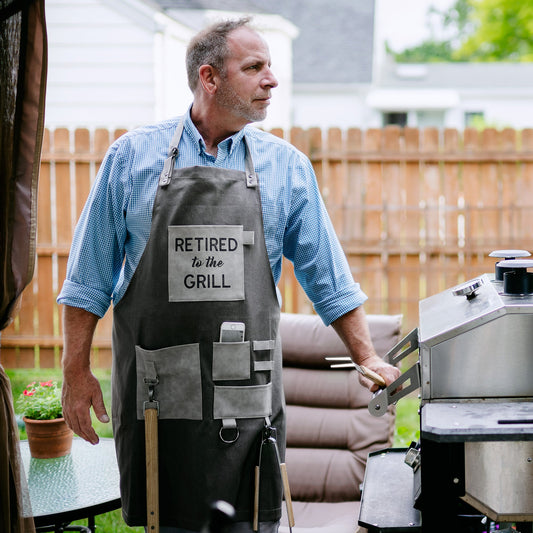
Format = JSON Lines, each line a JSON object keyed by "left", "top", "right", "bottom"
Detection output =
{"left": 20, "top": 437, "right": 121, "bottom": 532}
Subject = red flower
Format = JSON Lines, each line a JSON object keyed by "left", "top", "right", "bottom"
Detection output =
{"left": 23, "top": 389, "right": 35, "bottom": 396}
{"left": 39, "top": 380, "right": 53, "bottom": 387}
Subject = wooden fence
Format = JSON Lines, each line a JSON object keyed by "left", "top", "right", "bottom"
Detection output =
{"left": 2, "top": 126, "right": 533, "bottom": 369}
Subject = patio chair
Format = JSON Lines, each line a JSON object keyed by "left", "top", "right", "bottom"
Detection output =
{"left": 278, "top": 312, "right": 402, "bottom": 533}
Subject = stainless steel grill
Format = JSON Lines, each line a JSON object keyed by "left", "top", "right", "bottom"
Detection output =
{"left": 359, "top": 251, "right": 533, "bottom": 533}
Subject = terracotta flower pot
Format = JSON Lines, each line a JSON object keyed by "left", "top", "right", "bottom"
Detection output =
{"left": 23, "top": 417, "right": 74, "bottom": 459}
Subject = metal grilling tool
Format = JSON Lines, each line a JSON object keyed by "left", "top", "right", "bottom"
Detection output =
{"left": 326, "top": 357, "right": 387, "bottom": 387}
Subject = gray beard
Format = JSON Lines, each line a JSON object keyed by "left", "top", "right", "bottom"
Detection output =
{"left": 216, "top": 84, "right": 267, "bottom": 123}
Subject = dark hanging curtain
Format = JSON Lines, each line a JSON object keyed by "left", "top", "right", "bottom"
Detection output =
{"left": 1, "top": 0, "right": 47, "bottom": 329}
{"left": 0, "top": 0, "right": 47, "bottom": 531}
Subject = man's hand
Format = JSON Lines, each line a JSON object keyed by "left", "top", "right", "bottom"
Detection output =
{"left": 357, "top": 353, "right": 400, "bottom": 393}
{"left": 331, "top": 306, "right": 401, "bottom": 392}
{"left": 62, "top": 366, "right": 109, "bottom": 445}
{"left": 61, "top": 305, "right": 108, "bottom": 445}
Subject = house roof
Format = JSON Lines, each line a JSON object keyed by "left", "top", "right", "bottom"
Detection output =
{"left": 265, "top": 0, "right": 375, "bottom": 84}
{"left": 152, "top": 0, "right": 376, "bottom": 85}
{"left": 380, "top": 61, "right": 533, "bottom": 89}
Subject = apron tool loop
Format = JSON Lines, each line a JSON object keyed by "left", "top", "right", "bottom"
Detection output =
{"left": 253, "top": 419, "right": 294, "bottom": 533}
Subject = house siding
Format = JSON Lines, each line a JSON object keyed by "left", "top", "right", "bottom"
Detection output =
{"left": 45, "top": 0, "right": 187, "bottom": 129}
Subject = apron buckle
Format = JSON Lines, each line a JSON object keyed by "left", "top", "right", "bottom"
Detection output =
{"left": 159, "top": 147, "right": 178, "bottom": 187}
{"left": 143, "top": 371, "right": 160, "bottom": 414}
{"left": 219, "top": 418, "right": 240, "bottom": 444}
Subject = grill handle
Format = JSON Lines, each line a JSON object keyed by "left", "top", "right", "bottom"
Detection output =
{"left": 367, "top": 328, "right": 421, "bottom": 417}
{"left": 384, "top": 328, "right": 419, "bottom": 366}
{"left": 367, "top": 362, "right": 421, "bottom": 417}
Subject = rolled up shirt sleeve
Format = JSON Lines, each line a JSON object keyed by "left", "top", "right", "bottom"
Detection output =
{"left": 57, "top": 139, "right": 129, "bottom": 318}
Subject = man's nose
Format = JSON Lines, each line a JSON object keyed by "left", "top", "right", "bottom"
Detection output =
{"left": 263, "top": 67, "right": 278, "bottom": 89}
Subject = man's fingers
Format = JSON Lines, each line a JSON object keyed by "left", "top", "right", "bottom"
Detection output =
{"left": 380, "top": 365, "right": 401, "bottom": 386}
{"left": 358, "top": 360, "right": 401, "bottom": 392}
{"left": 68, "top": 399, "right": 100, "bottom": 445}
{"left": 80, "top": 399, "right": 101, "bottom": 444}
{"left": 61, "top": 378, "right": 104, "bottom": 445}
{"left": 358, "top": 373, "right": 381, "bottom": 393}
{"left": 92, "top": 391, "right": 110, "bottom": 424}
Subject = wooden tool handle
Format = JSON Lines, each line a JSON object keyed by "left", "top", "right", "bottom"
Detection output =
{"left": 145, "top": 408, "right": 159, "bottom": 533}
{"left": 253, "top": 465, "right": 260, "bottom": 531}
{"left": 360, "top": 365, "right": 387, "bottom": 387}
{"left": 280, "top": 463, "right": 295, "bottom": 528}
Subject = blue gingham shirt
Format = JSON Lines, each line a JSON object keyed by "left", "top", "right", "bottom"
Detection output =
{"left": 58, "top": 110, "right": 367, "bottom": 325}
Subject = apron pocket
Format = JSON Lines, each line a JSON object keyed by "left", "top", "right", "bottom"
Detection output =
{"left": 212, "top": 341, "right": 251, "bottom": 381}
{"left": 135, "top": 343, "right": 202, "bottom": 420}
{"left": 213, "top": 383, "right": 272, "bottom": 419}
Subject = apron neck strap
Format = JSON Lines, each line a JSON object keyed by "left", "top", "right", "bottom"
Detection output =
{"left": 159, "top": 119, "right": 184, "bottom": 187}
{"left": 243, "top": 136, "right": 258, "bottom": 188}
{"left": 159, "top": 119, "right": 258, "bottom": 188}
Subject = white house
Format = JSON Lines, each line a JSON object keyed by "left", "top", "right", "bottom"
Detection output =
{"left": 45, "top": 0, "right": 191, "bottom": 130}
{"left": 44, "top": 0, "right": 298, "bottom": 131}
{"left": 367, "top": 59, "right": 533, "bottom": 130}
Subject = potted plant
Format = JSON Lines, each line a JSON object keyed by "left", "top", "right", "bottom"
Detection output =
{"left": 17, "top": 380, "right": 73, "bottom": 458}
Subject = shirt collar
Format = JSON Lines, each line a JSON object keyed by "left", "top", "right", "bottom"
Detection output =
{"left": 183, "top": 105, "right": 247, "bottom": 157}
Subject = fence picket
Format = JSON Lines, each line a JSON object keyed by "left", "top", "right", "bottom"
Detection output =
{"left": 346, "top": 128, "right": 364, "bottom": 243}
{"left": 327, "top": 128, "right": 345, "bottom": 235}
{"left": 404, "top": 128, "right": 421, "bottom": 251}
{"left": 362, "top": 129, "right": 383, "bottom": 246}
{"left": 74, "top": 128, "right": 92, "bottom": 222}
{"left": 519, "top": 129, "right": 533, "bottom": 242}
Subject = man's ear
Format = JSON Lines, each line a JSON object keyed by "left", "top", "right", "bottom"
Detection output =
{"left": 198, "top": 64, "right": 219, "bottom": 95}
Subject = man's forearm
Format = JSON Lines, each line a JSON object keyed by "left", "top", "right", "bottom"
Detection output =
{"left": 331, "top": 306, "right": 401, "bottom": 390}
{"left": 61, "top": 305, "right": 108, "bottom": 444}
{"left": 62, "top": 305, "right": 99, "bottom": 373}
{"left": 331, "top": 306, "right": 376, "bottom": 364}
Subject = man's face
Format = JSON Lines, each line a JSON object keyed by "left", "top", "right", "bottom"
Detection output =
{"left": 215, "top": 27, "right": 278, "bottom": 125}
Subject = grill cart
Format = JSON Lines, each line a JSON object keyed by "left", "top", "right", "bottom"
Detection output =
{"left": 359, "top": 251, "right": 533, "bottom": 533}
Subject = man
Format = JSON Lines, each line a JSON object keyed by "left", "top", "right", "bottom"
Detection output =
{"left": 58, "top": 18, "right": 400, "bottom": 533}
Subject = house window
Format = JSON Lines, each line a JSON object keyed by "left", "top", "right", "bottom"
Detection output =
{"left": 383, "top": 112, "right": 407, "bottom": 127}
{"left": 417, "top": 110, "right": 445, "bottom": 128}
{"left": 465, "top": 111, "right": 484, "bottom": 127}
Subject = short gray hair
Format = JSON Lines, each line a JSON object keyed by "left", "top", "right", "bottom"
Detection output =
{"left": 186, "top": 17, "right": 254, "bottom": 92}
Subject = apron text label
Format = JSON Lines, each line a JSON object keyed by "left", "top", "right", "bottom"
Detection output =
{"left": 168, "top": 225, "right": 245, "bottom": 302}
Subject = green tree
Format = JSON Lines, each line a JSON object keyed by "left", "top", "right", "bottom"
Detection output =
{"left": 390, "top": 0, "right": 533, "bottom": 62}
{"left": 387, "top": 40, "right": 455, "bottom": 63}
{"left": 454, "top": 0, "right": 533, "bottom": 61}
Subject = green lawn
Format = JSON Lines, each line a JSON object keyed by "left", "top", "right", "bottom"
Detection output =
{"left": 6, "top": 367, "right": 420, "bottom": 532}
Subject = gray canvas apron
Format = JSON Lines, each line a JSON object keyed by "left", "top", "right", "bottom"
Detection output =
{"left": 111, "top": 120, "right": 285, "bottom": 531}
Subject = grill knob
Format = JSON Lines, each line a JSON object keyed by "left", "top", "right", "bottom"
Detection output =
{"left": 452, "top": 278, "right": 483, "bottom": 299}
{"left": 496, "top": 259, "right": 533, "bottom": 295}
{"left": 490, "top": 249, "right": 531, "bottom": 280}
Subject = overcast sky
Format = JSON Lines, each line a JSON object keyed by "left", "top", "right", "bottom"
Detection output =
{"left": 377, "top": 0, "right": 456, "bottom": 51}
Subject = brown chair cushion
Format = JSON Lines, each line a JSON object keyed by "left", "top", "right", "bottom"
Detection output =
{"left": 279, "top": 311, "right": 402, "bottom": 523}
{"left": 283, "top": 367, "right": 371, "bottom": 409}
{"left": 284, "top": 402, "right": 395, "bottom": 502}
